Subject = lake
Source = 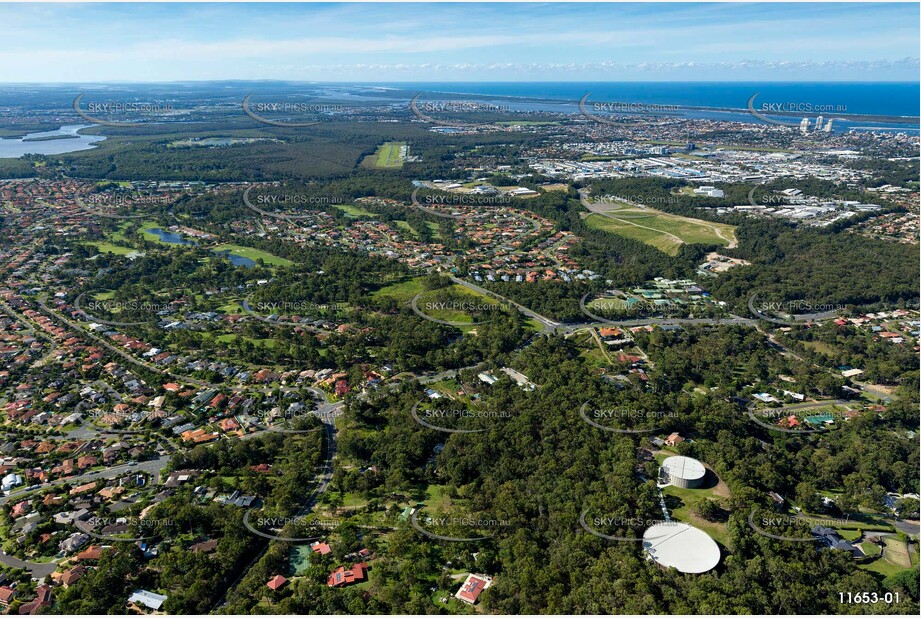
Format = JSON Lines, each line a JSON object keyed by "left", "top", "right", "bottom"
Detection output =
{"left": 145, "top": 228, "right": 195, "bottom": 245}
{"left": 0, "top": 124, "right": 106, "bottom": 158}
{"left": 214, "top": 249, "right": 256, "bottom": 268}
{"left": 144, "top": 230, "right": 256, "bottom": 267}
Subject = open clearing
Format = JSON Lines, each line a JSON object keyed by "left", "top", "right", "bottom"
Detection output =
{"left": 372, "top": 277, "right": 426, "bottom": 303}
{"left": 334, "top": 204, "right": 377, "bottom": 218}
{"left": 371, "top": 141, "right": 408, "bottom": 169}
{"left": 82, "top": 241, "right": 135, "bottom": 256}
{"left": 582, "top": 198, "right": 737, "bottom": 256}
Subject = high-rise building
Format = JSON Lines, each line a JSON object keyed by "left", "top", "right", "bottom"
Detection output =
{"left": 815, "top": 115, "right": 825, "bottom": 132}
{"left": 824, "top": 118, "right": 834, "bottom": 132}
{"left": 799, "top": 118, "right": 811, "bottom": 134}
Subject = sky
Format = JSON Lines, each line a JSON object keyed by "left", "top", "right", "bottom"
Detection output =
{"left": 0, "top": 2, "right": 918, "bottom": 82}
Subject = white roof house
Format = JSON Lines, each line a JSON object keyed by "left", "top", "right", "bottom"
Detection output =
{"left": 128, "top": 590, "right": 169, "bottom": 611}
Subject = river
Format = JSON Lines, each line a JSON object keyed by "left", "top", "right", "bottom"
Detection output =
{"left": 0, "top": 124, "right": 106, "bottom": 158}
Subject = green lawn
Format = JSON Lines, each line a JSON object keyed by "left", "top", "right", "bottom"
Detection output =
{"left": 861, "top": 542, "right": 882, "bottom": 557}
{"left": 431, "top": 589, "right": 469, "bottom": 613}
{"left": 211, "top": 243, "right": 293, "bottom": 267}
{"left": 218, "top": 301, "right": 244, "bottom": 313}
{"left": 801, "top": 340, "right": 839, "bottom": 356}
{"left": 415, "top": 285, "right": 499, "bottom": 324}
{"left": 881, "top": 536, "right": 915, "bottom": 567}
{"left": 338, "top": 491, "right": 370, "bottom": 508}
{"left": 334, "top": 204, "right": 378, "bottom": 218}
{"left": 662, "top": 481, "right": 730, "bottom": 546}
{"left": 372, "top": 277, "right": 426, "bottom": 303}
{"left": 206, "top": 332, "right": 278, "bottom": 348}
{"left": 424, "top": 485, "right": 454, "bottom": 510}
{"left": 860, "top": 555, "right": 913, "bottom": 578}
{"left": 584, "top": 207, "right": 736, "bottom": 256}
{"left": 104, "top": 220, "right": 148, "bottom": 244}
{"left": 394, "top": 220, "right": 416, "bottom": 237}
{"left": 585, "top": 213, "right": 682, "bottom": 254}
{"left": 83, "top": 241, "right": 135, "bottom": 256}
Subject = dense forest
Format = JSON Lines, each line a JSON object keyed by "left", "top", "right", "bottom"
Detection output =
{"left": 318, "top": 333, "right": 920, "bottom": 614}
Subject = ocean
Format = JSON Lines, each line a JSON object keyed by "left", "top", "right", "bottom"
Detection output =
{"left": 378, "top": 82, "right": 920, "bottom": 119}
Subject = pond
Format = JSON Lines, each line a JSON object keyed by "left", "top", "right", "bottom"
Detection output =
{"left": 145, "top": 228, "right": 196, "bottom": 245}
{"left": 213, "top": 249, "right": 256, "bottom": 268}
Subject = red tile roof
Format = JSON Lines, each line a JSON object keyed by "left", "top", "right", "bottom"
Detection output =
{"left": 266, "top": 575, "right": 288, "bottom": 591}
{"left": 458, "top": 575, "right": 489, "bottom": 603}
{"left": 327, "top": 563, "right": 367, "bottom": 587}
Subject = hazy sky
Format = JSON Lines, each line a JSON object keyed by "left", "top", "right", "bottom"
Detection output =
{"left": 0, "top": 2, "right": 918, "bottom": 82}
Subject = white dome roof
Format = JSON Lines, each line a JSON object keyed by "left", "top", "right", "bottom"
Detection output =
{"left": 643, "top": 522, "right": 720, "bottom": 574}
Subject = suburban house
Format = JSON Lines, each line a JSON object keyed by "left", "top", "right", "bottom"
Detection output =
{"left": 811, "top": 526, "right": 862, "bottom": 557}
{"left": 665, "top": 432, "right": 685, "bottom": 447}
{"left": 127, "top": 590, "right": 168, "bottom": 612}
{"left": 18, "top": 585, "right": 52, "bottom": 615}
{"left": 455, "top": 573, "right": 493, "bottom": 604}
{"left": 327, "top": 562, "right": 368, "bottom": 587}
{"left": 0, "top": 586, "right": 16, "bottom": 606}
{"left": 266, "top": 575, "right": 288, "bottom": 591}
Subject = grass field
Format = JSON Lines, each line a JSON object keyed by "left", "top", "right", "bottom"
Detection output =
{"left": 882, "top": 536, "right": 914, "bottom": 567}
{"left": 416, "top": 285, "right": 499, "bottom": 324}
{"left": 334, "top": 204, "right": 378, "bottom": 218}
{"left": 217, "top": 301, "right": 244, "bottom": 313}
{"left": 860, "top": 537, "right": 918, "bottom": 578}
{"left": 204, "top": 332, "right": 278, "bottom": 348}
{"left": 424, "top": 484, "right": 455, "bottom": 510}
{"left": 211, "top": 243, "right": 293, "bottom": 267}
{"left": 662, "top": 482, "right": 731, "bottom": 547}
{"left": 801, "top": 340, "right": 839, "bottom": 356}
{"left": 394, "top": 220, "right": 416, "bottom": 237}
{"left": 104, "top": 221, "right": 136, "bottom": 244}
{"left": 83, "top": 241, "right": 135, "bottom": 256}
{"left": 585, "top": 213, "right": 682, "bottom": 254}
{"left": 372, "top": 141, "right": 408, "bottom": 169}
{"left": 372, "top": 277, "right": 426, "bottom": 303}
{"left": 392, "top": 220, "right": 439, "bottom": 240}
{"left": 584, "top": 206, "right": 736, "bottom": 256}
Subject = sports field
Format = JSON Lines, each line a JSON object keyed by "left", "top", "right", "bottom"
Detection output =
{"left": 584, "top": 205, "right": 737, "bottom": 256}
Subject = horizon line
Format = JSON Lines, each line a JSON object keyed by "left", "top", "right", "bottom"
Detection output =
{"left": 2, "top": 79, "right": 919, "bottom": 85}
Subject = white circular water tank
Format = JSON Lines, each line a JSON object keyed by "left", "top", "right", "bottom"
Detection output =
{"left": 643, "top": 522, "right": 720, "bottom": 574}
{"left": 661, "top": 455, "right": 707, "bottom": 488}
